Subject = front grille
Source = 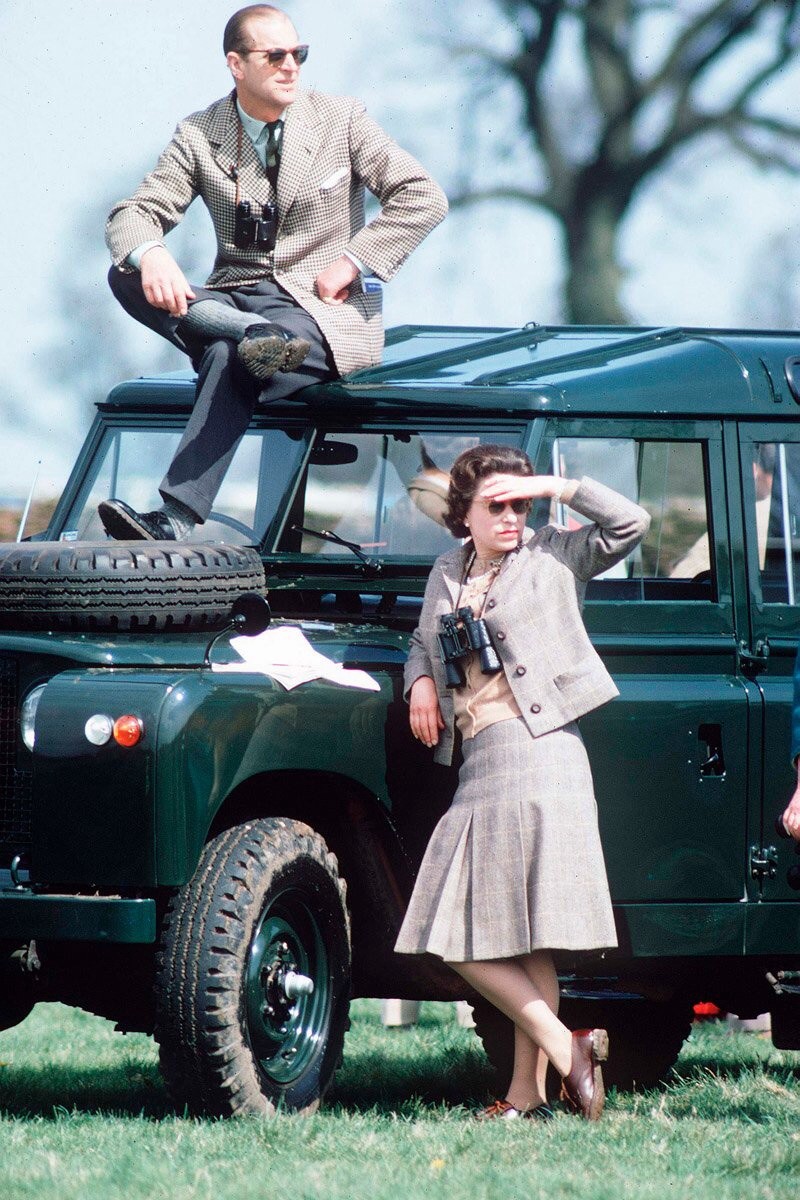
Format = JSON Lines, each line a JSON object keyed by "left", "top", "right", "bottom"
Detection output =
{"left": 0, "top": 657, "right": 32, "bottom": 851}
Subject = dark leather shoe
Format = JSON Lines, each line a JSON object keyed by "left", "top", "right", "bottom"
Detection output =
{"left": 237, "top": 324, "right": 311, "bottom": 380}
{"left": 560, "top": 1028, "right": 608, "bottom": 1121}
{"left": 98, "top": 499, "right": 178, "bottom": 541}
{"left": 475, "top": 1099, "right": 554, "bottom": 1121}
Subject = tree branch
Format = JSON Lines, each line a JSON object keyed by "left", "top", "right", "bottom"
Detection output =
{"left": 447, "top": 184, "right": 555, "bottom": 212}
{"left": 646, "top": 0, "right": 770, "bottom": 97}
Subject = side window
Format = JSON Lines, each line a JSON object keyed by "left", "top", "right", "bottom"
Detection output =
{"left": 276, "top": 430, "right": 522, "bottom": 561}
{"left": 550, "top": 438, "right": 712, "bottom": 600}
{"left": 751, "top": 441, "right": 800, "bottom": 604}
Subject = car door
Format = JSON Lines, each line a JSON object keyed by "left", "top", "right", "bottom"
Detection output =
{"left": 533, "top": 418, "right": 754, "bottom": 958}
{"left": 737, "top": 423, "right": 800, "bottom": 945}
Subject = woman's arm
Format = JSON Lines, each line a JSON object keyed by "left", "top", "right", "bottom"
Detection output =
{"left": 478, "top": 472, "right": 649, "bottom": 581}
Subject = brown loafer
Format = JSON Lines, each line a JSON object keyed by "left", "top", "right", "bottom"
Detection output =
{"left": 560, "top": 1028, "right": 608, "bottom": 1121}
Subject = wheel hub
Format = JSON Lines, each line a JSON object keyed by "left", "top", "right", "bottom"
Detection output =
{"left": 245, "top": 890, "right": 329, "bottom": 1086}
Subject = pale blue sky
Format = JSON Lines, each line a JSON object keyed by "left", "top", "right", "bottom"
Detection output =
{"left": 2, "top": 0, "right": 799, "bottom": 499}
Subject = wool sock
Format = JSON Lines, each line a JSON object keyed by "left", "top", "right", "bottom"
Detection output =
{"left": 179, "top": 299, "right": 270, "bottom": 342}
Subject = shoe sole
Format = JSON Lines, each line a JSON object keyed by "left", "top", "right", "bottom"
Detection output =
{"left": 98, "top": 501, "right": 154, "bottom": 541}
{"left": 237, "top": 334, "right": 286, "bottom": 381}
{"left": 280, "top": 337, "right": 311, "bottom": 372}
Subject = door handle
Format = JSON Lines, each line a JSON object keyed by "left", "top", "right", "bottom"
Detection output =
{"left": 698, "top": 723, "right": 725, "bottom": 778}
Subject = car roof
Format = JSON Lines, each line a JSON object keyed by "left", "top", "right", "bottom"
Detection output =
{"left": 100, "top": 323, "right": 800, "bottom": 418}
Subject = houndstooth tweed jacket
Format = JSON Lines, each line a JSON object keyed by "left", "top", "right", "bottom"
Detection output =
{"left": 404, "top": 478, "right": 651, "bottom": 766}
{"left": 106, "top": 89, "right": 448, "bottom": 376}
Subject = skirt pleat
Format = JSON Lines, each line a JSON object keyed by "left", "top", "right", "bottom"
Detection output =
{"left": 394, "top": 716, "right": 617, "bottom": 961}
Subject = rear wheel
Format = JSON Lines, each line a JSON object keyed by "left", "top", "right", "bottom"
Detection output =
{"left": 155, "top": 818, "right": 350, "bottom": 1116}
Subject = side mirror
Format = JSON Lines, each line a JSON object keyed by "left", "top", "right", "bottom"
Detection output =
{"left": 204, "top": 591, "right": 271, "bottom": 667}
{"left": 229, "top": 591, "right": 271, "bottom": 637}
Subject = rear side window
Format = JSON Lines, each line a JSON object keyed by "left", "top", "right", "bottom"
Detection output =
{"left": 548, "top": 438, "right": 712, "bottom": 600}
{"left": 751, "top": 441, "right": 800, "bottom": 604}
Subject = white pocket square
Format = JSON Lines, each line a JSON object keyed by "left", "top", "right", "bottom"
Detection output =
{"left": 320, "top": 167, "right": 349, "bottom": 190}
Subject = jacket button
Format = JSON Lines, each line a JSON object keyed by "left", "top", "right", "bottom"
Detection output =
{"left": 530, "top": 703, "right": 541, "bottom": 714}
{"left": 487, "top": 598, "right": 496, "bottom": 608}
{"left": 515, "top": 665, "right": 526, "bottom": 676}
{"left": 496, "top": 631, "right": 506, "bottom": 641}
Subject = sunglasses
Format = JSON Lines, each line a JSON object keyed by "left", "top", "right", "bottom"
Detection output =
{"left": 481, "top": 499, "right": 532, "bottom": 516}
{"left": 243, "top": 44, "right": 309, "bottom": 66}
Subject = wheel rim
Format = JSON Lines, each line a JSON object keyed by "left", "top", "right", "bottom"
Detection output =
{"left": 245, "top": 884, "right": 330, "bottom": 1088}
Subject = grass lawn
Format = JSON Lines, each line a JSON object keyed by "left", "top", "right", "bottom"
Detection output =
{"left": 0, "top": 999, "right": 798, "bottom": 1200}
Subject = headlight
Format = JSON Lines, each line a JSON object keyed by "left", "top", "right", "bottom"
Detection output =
{"left": 20, "top": 683, "right": 47, "bottom": 751}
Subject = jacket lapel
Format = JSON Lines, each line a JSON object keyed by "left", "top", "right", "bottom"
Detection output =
{"left": 277, "top": 89, "right": 321, "bottom": 218}
{"left": 437, "top": 542, "right": 470, "bottom": 609}
{"left": 208, "top": 93, "right": 244, "bottom": 186}
{"left": 209, "top": 92, "right": 274, "bottom": 203}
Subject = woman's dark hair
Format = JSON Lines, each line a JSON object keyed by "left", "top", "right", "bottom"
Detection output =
{"left": 444, "top": 444, "right": 534, "bottom": 538}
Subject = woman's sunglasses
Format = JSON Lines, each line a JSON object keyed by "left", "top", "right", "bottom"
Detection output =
{"left": 481, "top": 499, "right": 532, "bottom": 516}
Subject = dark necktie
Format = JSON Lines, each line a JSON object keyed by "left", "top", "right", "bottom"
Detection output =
{"left": 264, "top": 120, "right": 283, "bottom": 186}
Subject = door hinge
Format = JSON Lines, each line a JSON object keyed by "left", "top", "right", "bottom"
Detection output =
{"left": 750, "top": 844, "right": 779, "bottom": 881}
{"left": 738, "top": 639, "right": 770, "bottom": 675}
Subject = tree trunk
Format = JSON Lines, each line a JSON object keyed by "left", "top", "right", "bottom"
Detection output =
{"left": 564, "top": 196, "right": 629, "bottom": 324}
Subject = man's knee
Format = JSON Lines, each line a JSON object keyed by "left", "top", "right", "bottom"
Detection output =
{"left": 108, "top": 265, "right": 186, "bottom": 347}
{"left": 108, "top": 264, "right": 141, "bottom": 304}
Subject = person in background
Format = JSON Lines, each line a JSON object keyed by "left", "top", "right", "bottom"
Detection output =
{"left": 395, "top": 444, "right": 650, "bottom": 1121}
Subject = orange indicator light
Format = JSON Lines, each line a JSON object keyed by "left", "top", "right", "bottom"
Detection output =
{"left": 113, "top": 715, "right": 143, "bottom": 747}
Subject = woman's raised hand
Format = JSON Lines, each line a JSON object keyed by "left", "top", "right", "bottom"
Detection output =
{"left": 478, "top": 474, "right": 571, "bottom": 503}
{"left": 409, "top": 676, "right": 445, "bottom": 748}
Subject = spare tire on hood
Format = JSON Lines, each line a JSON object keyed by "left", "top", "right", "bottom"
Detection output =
{"left": 0, "top": 541, "right": 265, "bottom": 633}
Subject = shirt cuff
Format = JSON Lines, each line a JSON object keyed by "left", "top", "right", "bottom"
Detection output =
{"left": 127, "top": 240, "right": 165, "bottom": 270}
{"left": 343, "top": 250, "right": 372, "bottom": 277}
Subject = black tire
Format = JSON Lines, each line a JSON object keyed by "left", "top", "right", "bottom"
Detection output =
{"left": 0, "top": 983, "right": 34, "bottom": 1033}
{"left": 154, "top": 818, "right": 351, "bottom": 1117}
{"left": 0, "top": 541, "right": 264, "bottom": 633}
{"left": 472, "top": 994, "right": 693, "bottom": 1094}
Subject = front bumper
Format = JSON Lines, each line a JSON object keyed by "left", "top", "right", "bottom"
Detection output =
{"left": 0, "top": 882, "right": 156, "bottom": 943}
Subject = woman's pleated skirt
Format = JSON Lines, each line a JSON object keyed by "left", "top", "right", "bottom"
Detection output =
{"left": 394, "top": 716, "right": 618, "bottom": 962}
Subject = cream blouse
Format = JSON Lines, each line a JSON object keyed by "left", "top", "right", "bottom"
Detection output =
{"left": 452, "top": 555, "right": 521, "bottom": 740}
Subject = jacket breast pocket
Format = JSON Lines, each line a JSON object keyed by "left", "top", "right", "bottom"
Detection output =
{"left": 319, "top": 167, "right": 349, "bottom": 192}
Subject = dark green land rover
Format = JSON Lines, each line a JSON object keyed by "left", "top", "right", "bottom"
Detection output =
{"left": 2, "top": 322, "right": 800, "bottom": 1115}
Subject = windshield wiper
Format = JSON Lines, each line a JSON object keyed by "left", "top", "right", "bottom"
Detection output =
{"left": 291, "top": 524, "right": 382, "bottom": 574}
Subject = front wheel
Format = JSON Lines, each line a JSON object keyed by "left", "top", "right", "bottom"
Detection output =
{"left": 155, "top": 818, "right": 351, "bottom": 1117}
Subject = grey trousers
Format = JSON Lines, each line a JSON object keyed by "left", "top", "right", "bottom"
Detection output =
{"left": 108, "top": 268, "right": 338, "bottom": 522}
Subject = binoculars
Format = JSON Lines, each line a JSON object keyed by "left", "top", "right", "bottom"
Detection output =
{"left": 437, "top": 607, "right": 502, "bottom": 689}
{"left": 234, "top": 200, "right": 278, "bottom": 251}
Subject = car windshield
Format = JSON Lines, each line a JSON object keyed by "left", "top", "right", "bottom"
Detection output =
{"left": 56, "top": 423, "right": 526, "bottom": 560}
{"left": 57, "top": 425, "right": 310, "bottom": 546}
{"left": 270, "top": 429, "right": 523, "bottom": 561}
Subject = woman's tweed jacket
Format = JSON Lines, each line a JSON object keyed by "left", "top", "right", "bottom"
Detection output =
{"left": 404, "top": 478, "right": 651, "bottom": 766}
{"left": 105, "top": 89, "right": 448, "bottom": 376}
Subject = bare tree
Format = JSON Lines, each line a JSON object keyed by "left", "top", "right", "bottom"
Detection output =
{"left": 442, "top": 0, "right": 800, "bottom": 322}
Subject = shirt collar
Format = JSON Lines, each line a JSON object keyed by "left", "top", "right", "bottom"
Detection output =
{"left": 236, "top": 98, "right": 285, "bottom": 142}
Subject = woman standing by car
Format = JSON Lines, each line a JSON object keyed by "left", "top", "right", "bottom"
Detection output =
{"left": 395, "top": 444, "right": 650, "bottom": 1120}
